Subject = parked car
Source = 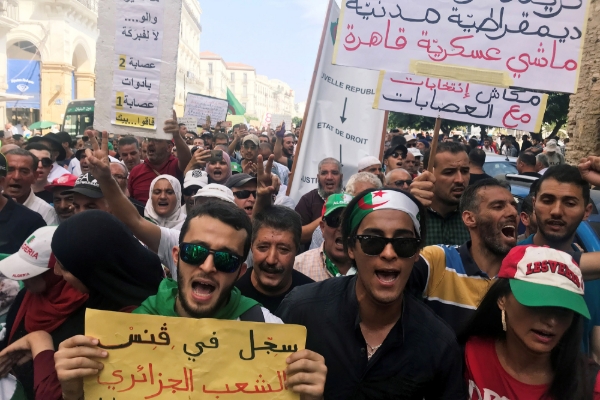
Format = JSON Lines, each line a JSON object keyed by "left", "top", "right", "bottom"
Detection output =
{"left": 483, "top": 154, "right": 518, "bottom": 177}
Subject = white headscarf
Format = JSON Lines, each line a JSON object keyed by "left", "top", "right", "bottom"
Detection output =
{"left": 145, "top": 175, "right": 187, "bottom": 230}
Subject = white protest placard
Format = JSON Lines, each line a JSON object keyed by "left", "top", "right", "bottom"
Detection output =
{"left": 332, "top": 0, "right": 591, "bottom": 93}
{"left": 288, "top": 0, "right": 386, "bottom": 203}
{"left": 184, "top": 93, "right": 229, "bottom": 128}
{"left": 375, "top": 72, "right": 548, "bottom": 132}
{"left": 178, "top": 117, "right": 198, "bottom": 134}
{"left": 94, "top": 0, "right": 182, "bottom": 138}
{"left": 266, "top": 114, "right": 293, "bottom": 130}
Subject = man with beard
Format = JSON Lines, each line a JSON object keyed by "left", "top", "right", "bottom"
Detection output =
{"left": 44, "top": 174, "right": 77, "bottom": 222}
{"left": 295, "top": 194, "right": 355, "bottom": 281}
{"left": 422, "top": 142, "right": 471, "bottom": 246}
{"left": 55, "top": 200, "right": 328, "bottom": 400}
{"left": 274, "top": 132, "right": 295, "bottom": 171}
{"left": 128, "top": 112, "right": 191, "bottom": 203}
{"left": 235, "top": 206, "right": 314, "bottom": 313}
{"left": 295, "top": 158, "right": 343, "bottom": 246}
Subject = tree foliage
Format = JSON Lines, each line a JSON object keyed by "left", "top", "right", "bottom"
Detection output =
{"left": 292, "top": 117, "right": 303, "bottom": 127}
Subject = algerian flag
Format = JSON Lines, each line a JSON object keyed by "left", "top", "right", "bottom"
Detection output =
{"left": 350, "top": 190, "right": 421, "bottom": 233}
{"left": 0, "top": 375, "right": 27, "bottom": 399}
{"left": 227, "top": 88, "right": 246, "bottom": 115}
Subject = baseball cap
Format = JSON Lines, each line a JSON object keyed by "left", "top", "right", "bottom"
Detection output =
{"left": 193, "top": 183, "right": 235, "bottom": 203}
{"left": 408, "top": 148, "right": 423, "bottom": 158}
{"left": 499, "top": 245, "right": 590, "bottom": 318}
{"left": 44, "top": 174, "right": 78, "bottom": 191}
{"left": 242, "top": 134, "right": 259, "bottom": 147}
{"left": 75, "top": 142, "right": 93, "bottom": 160}
{"left": 62, "top": 172, "right": 104, "bottom": 199}
{"left": 546, "top": 140, "right": 558, "bottom": 152}
{"left": 183, "top": 169, "right": 208, "bottom": 189}
{"left": 357, "top": 156, "right": 382, "bottom": 171}
{"left": 384, "top": 144, "right": 408, "bottom": 160}
{"left": 404, "top": 134, "right": 416, "bottom": 143}
{"left": 230, "top": 162, "right": 243, "bottom": 174}
{"left": 226, "top": 173, "right": 256, "bottom": 189}
{"left": 0, "top": 226, "right": 58, "bottom": 280}
{"left": 0, "top": 152, "right": 6, "bottom": 177}
{"left": 418, "top": 140, "right": 430, "bottom": 148}
{"left": 322, "top": 193, "right": 353, "bottom": 217}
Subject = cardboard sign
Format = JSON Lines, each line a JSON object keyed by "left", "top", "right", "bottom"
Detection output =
{"left": 94, "top": 0, "right": 182, "bottom": 138}
{"left": 177, "top": 117, "right": 199, "bottom": 134}
{"left": 184, "top": 93, "right": 229, "bottom": 128}
{"left": 332, "top": 0, "right": 591, "bottom": 93}
{"left": 84, "top": 309, "right": 306, "bottom": 399}
{"left": 375, "top": 71, "right": 548, "bottom": 131}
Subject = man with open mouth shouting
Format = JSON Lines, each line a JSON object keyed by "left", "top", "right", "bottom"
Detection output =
{"left": 277, "top": 188, "right": 465, "bottom": 399}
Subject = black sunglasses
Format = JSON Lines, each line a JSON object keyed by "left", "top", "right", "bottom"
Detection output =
{"left": 233, "top": 190, "right": 256, "bottom": 199}
{"left": 179, "top": 243, "right": 242, "bottom": 273}
{"left": 354, "top": 235, "right": 420, "bottom": 258}
{"left": 40, "top": 157, "right": 53, "bottom": 168}
{"left": 393, "top": 180, "right": 413, "bottom": 187}
{"left": 324, "top": 214, "right": 342, "bottom": 229}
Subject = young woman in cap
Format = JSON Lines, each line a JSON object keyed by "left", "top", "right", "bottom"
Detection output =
{"left": 145, "top": 174, "right": 186, "bottom": 230}
{"left": 460, "top": 245, "right": 599, "bottom": 399}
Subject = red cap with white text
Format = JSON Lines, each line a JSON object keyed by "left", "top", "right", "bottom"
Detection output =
{"left": 499, "top": 245, "right": 590, "bottom": 318}
{"left": 0, "top": 226, "right": 57, "bottom": 280}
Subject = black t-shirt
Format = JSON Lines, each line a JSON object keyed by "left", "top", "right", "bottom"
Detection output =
{"left": 129, "top": 196, "right": 146, "bottom": 216}
{"left": 35, "top": 190, "right": 54, "bottom": 204}
{"left": 0, "top": 195, "right": 46, "bottom": 254}
{"left": 235, "top": 268, "right": 314, "bottom": 313}
{"left": 469, "top": 173, "right": 492, "bottom": 186}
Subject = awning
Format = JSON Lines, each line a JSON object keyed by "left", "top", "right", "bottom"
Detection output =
{"left": 0, "top": 91, "right": 33, "bottom": 102}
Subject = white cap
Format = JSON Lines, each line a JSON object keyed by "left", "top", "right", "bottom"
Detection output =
{"left": 404, "top": 134, "right": 416, "bottom": 142}
{"left": 0, "top": 226, "right": 57, "bottom": 280}
{"left": 408, "top": 147, "right": 423, "bottom": 158}
{"left": 184, "top": 169, "right": 209, "bottom": 189}
{"left": 193, "top": 183, "right": 235, "bottom": 203}
{"left": 546, "top": 140, "right": 558, "bottom": 152}
{"left": 357, "top": 156, "right": 382, "bottom": 171}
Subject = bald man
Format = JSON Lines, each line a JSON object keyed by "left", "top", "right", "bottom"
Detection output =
{"left": 0, "top": 144, "right": 19, "bottom": 154}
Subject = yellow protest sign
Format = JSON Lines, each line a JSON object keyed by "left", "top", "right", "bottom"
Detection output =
{"left": 84, "top": 309, "right": 306, "bottom": 399}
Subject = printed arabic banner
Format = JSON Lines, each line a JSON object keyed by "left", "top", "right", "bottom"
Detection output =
{"left": 94, "top": 0, "right": 182, "bottom": 138}
{"left": 333, "top": 0, "right": 591, "bottom": 93}
{"left": 375, "top": 71, "right": 548, "bottom": 132}
{"left": 84, "top": 309, "right": 306, "bottom": 399}
{"left": 184, "top": 93, "right": 229, "bottom": 128}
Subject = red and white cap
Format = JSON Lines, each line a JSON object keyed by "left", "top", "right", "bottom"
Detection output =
{"left": 44, "top": 174, "right": 77, "bottom": 192}
{"left": 499, "top": 245, "right": 590, "bottom": 318}
{"left": 0, "top": 226, "right": 57, "bottom": 281}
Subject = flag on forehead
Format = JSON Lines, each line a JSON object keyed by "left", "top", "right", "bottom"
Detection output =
{"left": 351, "top": 190, "right": 421, "bottom": 234}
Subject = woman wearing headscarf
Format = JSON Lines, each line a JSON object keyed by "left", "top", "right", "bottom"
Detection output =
{"left": 144, "top": 174, "right": 186, "bottom": 230}
{"left": 0, "top": 212, "right": 164, "bottom": 400}
{"left": 206, "top": 150, "right": 232, "bottom": 185}
{"left": 459, "top": 245, "right": 600, "bottom": 399}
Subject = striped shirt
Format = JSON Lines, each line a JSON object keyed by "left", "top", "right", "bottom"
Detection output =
{"left": 293, "top": 245, "right": 332, "bottom": 282}
{"left": 408, "top": 243, "right": 495, "bottom": 333}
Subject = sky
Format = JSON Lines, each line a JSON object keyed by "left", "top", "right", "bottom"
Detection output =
{"left": 198, "top": 0, "right": 338, "bottom": 103}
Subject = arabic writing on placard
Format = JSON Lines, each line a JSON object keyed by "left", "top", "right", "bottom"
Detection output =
{"left": 375, "top": 72, "right": 547, "bottom": 131}
{"left": 84, "top": 309, "right": 306, "bottom": 399}
{"left": 110, "top": 0, "right": 166, "bottom": 129}
{"left": 184, "top": 93, "right": 229, "bottom": 128}
{"left": 333, "top": 0, "right": 590, "bottom": 93}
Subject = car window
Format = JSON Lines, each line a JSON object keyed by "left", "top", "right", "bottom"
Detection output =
{"left": 483, "top": 161, "right": 518, "bottom": 177}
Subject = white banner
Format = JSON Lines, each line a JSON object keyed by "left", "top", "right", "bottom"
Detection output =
{"left": 375, "top": 72, "right": 548, "bottom": 131}
{"left": 332, "top": 0, "right": 591, "bottom": 93}
{"left": 94, "top": 0, "right": 182, "bottom": 138}
{"left": 288, "top": 1, "right": 386, "bottom": 204}
{"left": 184, "top": 93, "right": 229, "bottom": 128}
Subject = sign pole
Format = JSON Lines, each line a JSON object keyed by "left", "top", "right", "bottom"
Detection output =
{"left": 378, "top": 111, "right": 389, "bottom": 160}
{"left": 286, "top": 0, "right": 334, "bottom": 196}
{"left": 427, "top": 117, "right": 443, "bottom": 173}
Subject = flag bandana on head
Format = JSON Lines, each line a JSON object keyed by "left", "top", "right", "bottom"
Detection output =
{"left": 349, "top": 190, "right": 421, "bottom": 235}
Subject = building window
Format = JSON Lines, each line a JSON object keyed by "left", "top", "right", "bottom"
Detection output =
{"left": 231, "top": 84, "right": 235, "bottom": 93}
{"left": 208, "top": 63, "right": 213, "bottom": 74}
{"left": 208, "top": 78, "right": 213, "bottom": 90}
{"left": 243, "top": 73, "right": 248, "bottom": 83}
{"left": 231, "top": 72, "right": 235, "bottom": 81}
{"left": 243, "top": 86, "right": 247, "bottom": 96}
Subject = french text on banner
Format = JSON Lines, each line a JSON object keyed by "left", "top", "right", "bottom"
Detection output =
{"left": 374, "top": 71, "right": 547, "bottom": 132}
{"left": 332, "top": 0, "right": 591, "bottom": 93}
{"left": 84, "top": 309, "right": 306, "bottom": 399}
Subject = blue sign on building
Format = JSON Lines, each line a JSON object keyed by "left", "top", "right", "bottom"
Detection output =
{"left": 6, "top": 59, "right": 41, "bottom": 109}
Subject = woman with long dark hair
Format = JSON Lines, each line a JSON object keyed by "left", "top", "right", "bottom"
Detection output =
{"left": 459, "top": 245, "right": 599, "bottom": 399}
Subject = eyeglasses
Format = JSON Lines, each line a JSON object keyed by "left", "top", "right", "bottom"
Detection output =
{"left": 393, "top": 179, "right": 413, "bottom": 188}
{"left": 40, "top": 157, "right": 53, "bottom": 168}
{"left": 324, "top": 214, "right": 342, "bottom": 229}
{"left": 406, "top": 143, "right": 416, "bottom": 148}
{"left": 179, "top": 243, "right": 242, "bottom": 273}
{"left": 354, "top": 235, "right": 420, "bottom": 258}
{"left": 233, "top": 190, "right": 256, "bottom": 199}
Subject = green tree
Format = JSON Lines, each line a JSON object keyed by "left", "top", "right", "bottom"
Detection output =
{"left": 388, "top": 113, "right": 465, "bottom": 135}
{"left": 542, "top": 92, "right": 570, "bottom": 138}
{"left": 292, "top": 117, "right": 303, "bottom": 127}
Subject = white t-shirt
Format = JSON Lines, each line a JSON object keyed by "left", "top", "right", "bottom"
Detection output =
{"left": 48, "top": 163, "right": 70, "bottom": 183}
{"left": 23, "top": 190, "right": 58, "bottom": 225}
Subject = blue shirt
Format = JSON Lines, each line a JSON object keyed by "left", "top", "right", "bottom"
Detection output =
{"left": 519, "top": 235, "right": 600, "bottom": 355}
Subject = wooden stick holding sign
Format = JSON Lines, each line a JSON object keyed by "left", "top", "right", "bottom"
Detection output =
{"left": 427, "top": 117, "right": 443, "bottom": 173}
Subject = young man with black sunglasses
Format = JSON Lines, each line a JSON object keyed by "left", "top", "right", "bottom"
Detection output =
{"left": 277, "top": 188, "right": 465, "bottom": 399}
{"left": 26, "top": 142, "right": 56, "bottom": 203}
{"left": 294, "top": 193, "right": 355, "bottom": 281}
